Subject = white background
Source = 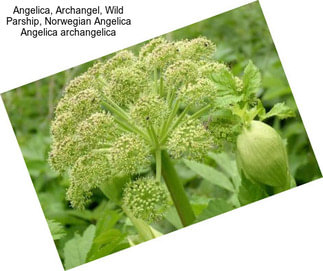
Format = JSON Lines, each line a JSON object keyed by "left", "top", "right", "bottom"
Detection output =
{"left": 0, "top": 0, "right": 323, "bottom": 270}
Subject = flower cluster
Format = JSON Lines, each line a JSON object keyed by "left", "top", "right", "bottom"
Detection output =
{"left": 122, "top": 177, "right": 168, "bottom": 222}
{"left": 49, "top": 36, "right": 248, "bottom": 216}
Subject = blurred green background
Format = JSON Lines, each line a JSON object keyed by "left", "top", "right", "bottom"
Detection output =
{"left": 1, "top": 1, "right": 321, "bottom": 267}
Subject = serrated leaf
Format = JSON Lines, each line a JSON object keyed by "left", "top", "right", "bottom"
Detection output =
{"left": 243, "top": 60, "right": 261, "bottom": 94}
{"left": 256, "top": 99, "right": 266, "bottom": 120}
{"left": 95, "top": 209, "right": 121, "bottom": 236}
{"left": 87, "top": 229, "right": 128, "bottom": 261}
{"left": 196, "top": 199, "right": 234, "bottom": 222}
{"left": 63, "top": 225, "right": 96, "bottom": 270}
{"left": 211, "top": 68, "right": 237, "bottom": 94}
{"left": 88, "top": 213, "right": 127, "bottom": 261}
{"left": 47, "top": 219, "right": 66, "bottom": 241}
{"left": 238, "top": 173, "right": 268, "bottom": 206}
{"left": 183, "top": 159, "right": 235, "bottom": 192}
{"left": 85, "top": 208, "right": 124, "bottom": 261}
{"left": 261, "top": 102, "right": 295, "bottom": 120}
{"left": 213, "top": 94, "right": 243, "bottom": 109}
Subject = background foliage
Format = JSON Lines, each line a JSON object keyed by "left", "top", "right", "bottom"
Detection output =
{"left": 2, "top": 2, "right": 321, "bottom": 269}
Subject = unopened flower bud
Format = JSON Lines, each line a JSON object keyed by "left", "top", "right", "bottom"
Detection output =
{"left": 236, "top": 120, "right": 290, "bottom": 187}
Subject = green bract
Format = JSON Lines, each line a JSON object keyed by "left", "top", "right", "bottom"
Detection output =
{"left": 236, "top": 120, "right": 290, "bottom": 187}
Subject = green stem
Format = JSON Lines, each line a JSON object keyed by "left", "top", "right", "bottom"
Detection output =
{"left": 98, "top": 77, "right": 130, "bottom": 118}
{"left": 161, "top": 150, "right": 196, "bottom": 227}
{"left": 160, "top": 105, "right": 190, "bottom": 145}
{"left": 188, "top": 104, "right": 212, "bottom": 121}
{"left": 147, "top": 124, "right": 162, "bottom": 183}
{"left": 103, "top": 97, "right": 129, "bottom": 120}
{"left": 160, "top": 99, "right": 180, "bottom": 139}
{"left": 166, "top": 87, "right": 174, "bottom": 106}
{"left": 114, "top": 118, "right": 150, "bottom": 143}
{"left": 155, "top": 148, "right": 162, "bottom": 182}
{"left": 150, "top": 124, "right": 159, "bottom": 145}
{"left": 101, "top": 100, "right": 128, "bottom": 121}
{"left": 101, "top": 100, "right": 150, "bottom": 142}
{"left": 160, "top": 76, "right": 164, "bottom": 97}
{"left": 146, "top": 124, "right": 159, "bottom": 147}
{"left": 167, "top": 89, "right": 176, "bottom": 107}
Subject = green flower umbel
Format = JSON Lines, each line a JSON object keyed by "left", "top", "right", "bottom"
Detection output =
{"left": 49, "top": 36, "right": 261, "bottom": 217}
{"left": 122, "top": 177, "right": 168, "bottom": 223}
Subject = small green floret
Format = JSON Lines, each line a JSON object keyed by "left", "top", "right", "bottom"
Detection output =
{"left": 167, "top": 119, "right": 213, "bottom": 160}
{"left": 129, "top": 93, "right": 169, "bottom": 127}
{"left": 178, "top": 78, "right": 216, "bottom": 106}
{"left": 76, "top": 112, "right": 118, "bottom": 150}
{"left": 104, "top": 66, "right": 149, "bottom": 106}
{"left": 67, "top": 151, "right": 111, "bottom": 209}
{"left": 164, "top": 60, "right": 200, "bottom": 88}
{"left": 177, "top": 37, "right": 216, "bottom": 60}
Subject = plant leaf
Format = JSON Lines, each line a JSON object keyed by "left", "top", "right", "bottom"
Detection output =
{"left": 261, "top": 102, "right": 295, "bottom": 120}
{"left": 87, "top": 229, "right": 127, "bottom": 261}
{"left": 95, "top": 209, "right": 121, "bottom": 237}
{"left": 63, "top": 224, "right": 96, "bottom": 270}
{"left": 208, "top": 152, "right": 241, "bottom": 190}
{"left": 196, "top": 199, "right": 234, "bottom": 222}
{"left": 238, "top": 172, "right": 268, "bottom": 206}
{"left": 208, "top": 152, "right": 239, "bottom": 177}
{"left": 86, "top": 208, "right": 125, "bottom": 261}
{"left": 47, "top": 219, "right": 66, "bottom": 241}
{"left": 211, "top": 68, "right": 237, "bottom": 94}
{"left": 183, "top": 159, "right": 235, "bottom": 192}
{"left": 243, "top": 60, "right": 261, "bottom": 94}
{"left": 164, "top": 206, "right": 183, "bottom": 229}
{"left": 213, "top": 94, "right": 243, "bottom": 109}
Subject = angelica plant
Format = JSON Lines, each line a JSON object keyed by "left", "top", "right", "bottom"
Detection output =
{"left": 49, "top": 36, "right": 293, "bottom": 231}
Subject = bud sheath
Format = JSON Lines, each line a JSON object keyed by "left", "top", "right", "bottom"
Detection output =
{"left": 236, "top": 120, "right": 290, "bottom": 187}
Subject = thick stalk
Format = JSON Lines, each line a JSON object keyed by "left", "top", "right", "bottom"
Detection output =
{"left": 155, "top": 148, "right": 162, "bottom": 182}
{"left": 161, "top": 150, "right": 196, "bottom": 226}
